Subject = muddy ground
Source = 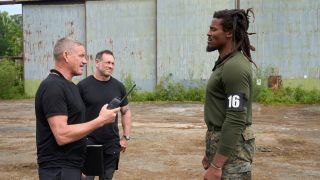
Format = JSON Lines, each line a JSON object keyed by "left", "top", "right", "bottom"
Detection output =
{"left": 0, "top": 99, "right": 319, "bottom": 180}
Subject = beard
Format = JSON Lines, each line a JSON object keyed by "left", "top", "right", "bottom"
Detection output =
{"left": 97, "top": 69, "right": 112, "bottom": 78}
{"left": 102, "top": 71, "right": 111, "bottom": 78}
{"left": 206, "top": 45, "right": 217, "bottom": 52}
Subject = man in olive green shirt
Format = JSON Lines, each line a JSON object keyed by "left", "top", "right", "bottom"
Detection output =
{"left": 202, "top": 9, "right": 256, "bottom": 180}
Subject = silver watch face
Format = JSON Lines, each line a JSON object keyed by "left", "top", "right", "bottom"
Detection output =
{"left": 124, "top": 136, "right": 130, "bottom": 140}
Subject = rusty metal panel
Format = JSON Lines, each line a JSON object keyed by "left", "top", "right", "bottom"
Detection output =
{"left": 23, "top": 4, "right": 85, "bottom": 81}
{"left": 85, "top": 0, "right": 156, "bottom": 91}
{"left": 241, "top": 0, "right": 320, "bottom": 79}
{"left": 157, "top": 0, "right": 234, "bottom": 84}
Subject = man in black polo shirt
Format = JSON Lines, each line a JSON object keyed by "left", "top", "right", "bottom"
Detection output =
{"left": 35, "top": 37, "right": 120, "bottom": 180}
{"left": 78, "top": 50, "right": 132, "bottom": 180}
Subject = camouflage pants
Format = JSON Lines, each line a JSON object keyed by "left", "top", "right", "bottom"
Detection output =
{"left": 205, "top": 127, "right": 255, "bottom": 180}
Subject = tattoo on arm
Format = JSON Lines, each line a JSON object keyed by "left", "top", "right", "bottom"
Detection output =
{"left": 121, "top": 106, "right": 129, "bottom": 115}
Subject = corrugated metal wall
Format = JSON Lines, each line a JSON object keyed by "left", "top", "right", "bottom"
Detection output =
{"left": 23, "top": 4, "right": 85, "bottom": 79}
{"left": 241, "top": 0, "right": 320, "bottom": 79}
{"left": 86, "top": 0, "right": 156, "bottom": 91}
{"left": 157, "top": 0, "right": 234, "bottom": 85}
{"left": 23, "top": 0, "right": 320, "bottom": 95}
{"left": 23, "top": 4, "right": 85, "bottom": 95}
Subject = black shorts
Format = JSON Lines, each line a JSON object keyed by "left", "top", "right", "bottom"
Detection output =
{"left": 104, "top": 153, "right": 120, "bottom": 170}
{"left": 86, "top": 138, "right": 120, "bottom": 170}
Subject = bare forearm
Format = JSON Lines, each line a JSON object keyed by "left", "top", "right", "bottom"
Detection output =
{"left": 54, "top": 117, "right": 105, "bottom": 145}
{"left": 63, "top": 117, "right": 105, "bottom": 144}
{"left": 49, "top": 105, "right": 119, "bottom": 146}
{"left": 212, "top": 153, "right": 228, "bottom": 168}
{"left": 121, "top": 110, "right": 132, "bottom": 136}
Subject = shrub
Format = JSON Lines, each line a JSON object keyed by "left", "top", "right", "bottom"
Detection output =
{"left": 123, "top": 75, "right": 205, "bottom": 102}
{"left": 0, "top": 59, "right": 24, "bottom": 99}
{"left": 122, "top": 73, "right": 320, "bottom": 104}
{"left": 253, "top": 85, "right": 320, "bottom": 104}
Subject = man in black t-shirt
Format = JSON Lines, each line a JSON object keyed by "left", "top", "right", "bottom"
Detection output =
{"left": 78, "top": 50, "right": 132, "bottom": 180}
{"left": 35, "top": 38, "right": 120, "bottom": 180}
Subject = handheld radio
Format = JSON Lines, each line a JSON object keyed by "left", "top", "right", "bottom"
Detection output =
{"left": 107, "top": 84, "right": 136, "bottom": 110}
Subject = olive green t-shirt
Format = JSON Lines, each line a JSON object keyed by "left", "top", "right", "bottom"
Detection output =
{"left": 204, "top": 51, "right": 253, "bottom": 157}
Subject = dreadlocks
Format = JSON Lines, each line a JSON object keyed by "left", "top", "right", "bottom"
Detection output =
{"left": 213, "top": 8, "right": 256, "bottom": 67}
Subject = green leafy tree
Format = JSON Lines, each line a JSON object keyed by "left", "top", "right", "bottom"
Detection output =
{"left": 0, "top": 59, "right": 24, "bottom": 99}
{"left": 0, "top": 12, "right": 24, "bottom": 99}
{"left": 10, "top": 14, "right": 22, "bottom": 27}
{"left": 0, "top": 11, "right": 22, "bottom": 56}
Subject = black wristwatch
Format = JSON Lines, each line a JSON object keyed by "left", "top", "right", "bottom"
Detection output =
{"left": 123, "top": 135, "right": 131, "bottom": 141}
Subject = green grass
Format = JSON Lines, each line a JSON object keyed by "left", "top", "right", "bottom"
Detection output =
{"left": 253, "top": 86, "right": 320, "bottom": 104}
{"left": 123, "top": 75, "right": 320, "bottom": 104}
{"left": 124, "top": 75, "right": 206, "bottom": 102}
{"left": 4, "top": 63, "right": 320, "bottom": 104}
{"left": 283, "top": 78, "right": 320, "bottom": 91}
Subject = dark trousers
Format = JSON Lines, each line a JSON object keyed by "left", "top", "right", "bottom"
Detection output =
{"left": 85, "top": 167, "right": 115, "bottom": 180}
{"left": 39, "top": 167, "right": 81, "bottom": 180}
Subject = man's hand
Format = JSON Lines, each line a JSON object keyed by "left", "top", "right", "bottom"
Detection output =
{"left": 204, "top": 153, "right": 226, "bottom": 180}
{"left": 202, "top": 155, "right": 209, "bottom": 170}
{"left": 120, "top": 138, "right": 128, "bottom": 152}
{"left": 204, "top": 166, "right": 222, "bottom": 180}
{"left": 98, "top": 104, "right": 120, "bottom": 125}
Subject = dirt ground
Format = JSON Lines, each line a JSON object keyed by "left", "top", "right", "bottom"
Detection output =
{"left": 0, "top": 99, "right": 319, "bottom": 180}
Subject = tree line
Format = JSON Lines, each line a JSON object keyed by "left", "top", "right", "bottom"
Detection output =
{"left": 0, "top": 11, "right": 22, "bottom": 56}
{"left": 0, "top": 11, "right": 24, "bottom": 99}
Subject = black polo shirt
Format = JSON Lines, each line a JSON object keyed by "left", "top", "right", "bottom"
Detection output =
{"left": 35, "top": 71, "right": 86, "bottom": 168}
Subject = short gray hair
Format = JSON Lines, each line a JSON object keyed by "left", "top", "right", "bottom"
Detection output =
{"left": 53, "top": 37, "right": 83, "bottom": 60}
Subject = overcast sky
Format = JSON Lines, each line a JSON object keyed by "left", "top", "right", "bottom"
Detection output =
{"left": 0, "top": 4, "right": 22, "bottom": 15}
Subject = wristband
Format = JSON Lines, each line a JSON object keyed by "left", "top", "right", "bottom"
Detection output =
{"left": 123, "top": 135, "right": 131, "bottom": 141}
{"left": 210, "top": 162, "right": 222, "bottom": 170}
